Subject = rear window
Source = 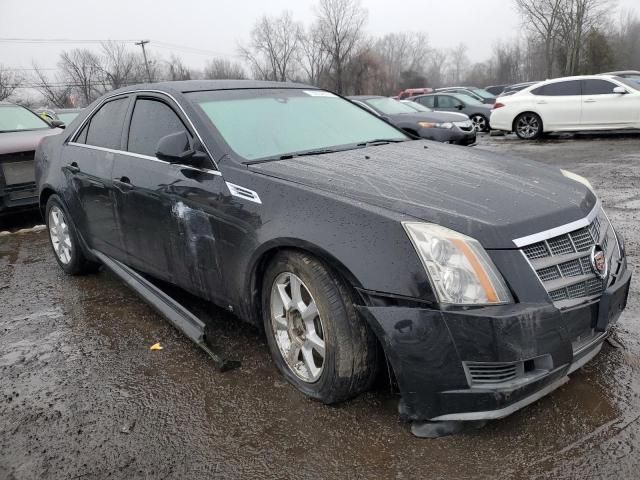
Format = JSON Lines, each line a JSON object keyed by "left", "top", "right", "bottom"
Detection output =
{"left": 532, "top": 80, "right": 581, "bottom": 96}
{"left": 82, "top": 97, "right": 129, "bottom": 149}
{"left": 414, "top": 96, "right": 435, "bottom": 108}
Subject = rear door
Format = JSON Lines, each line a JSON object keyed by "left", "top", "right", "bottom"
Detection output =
{"left": 112, "top": 94, "right": 226, "bottom": 298}
{"left": 581, "top": 79, "right": 638, "bottom": 128}
{"left": 66, "top": 95, "right": 131, "bottom": 257}
{"left": 435, "top": 95, "right": 464, "bottom": 112}
{"left": 529, "top": 80, "right": 582, "bottom": 130}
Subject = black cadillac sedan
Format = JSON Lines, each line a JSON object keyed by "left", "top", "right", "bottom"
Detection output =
{"left": 36, "top": 80, "right": 630, "bottom": 434}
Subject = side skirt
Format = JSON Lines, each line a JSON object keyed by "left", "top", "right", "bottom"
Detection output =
{"left": 91, "top": 250, "right": 240, "bottom": 372}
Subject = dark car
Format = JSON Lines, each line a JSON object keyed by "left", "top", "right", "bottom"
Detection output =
{"left": 409, "top": 92, "right": 493, "bottom": 132}
{"left": 350, "top": 95, "right": 476, "bottom": 146}
{"left": 0, "top": 102, "right": 63, "bottom": 214}
{"left": 435, "top": 87, "right": 496, "bottom": 104}
{"left": 36, "top": 81, "right": 630, "bottom": 435}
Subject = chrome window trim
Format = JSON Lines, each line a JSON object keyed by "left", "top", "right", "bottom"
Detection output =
{"left": 67, "top": 89, "right": 220, "bottom": 171}
{"left": 66, "top": 142, "right": 221, "bottom": 176}
{"left": 512, "top": 200, "right": 601, "bottom": 247}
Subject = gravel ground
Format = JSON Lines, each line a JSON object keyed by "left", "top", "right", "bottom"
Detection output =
{"left": 1, "top": 132, "right": 639, "bottom": 479}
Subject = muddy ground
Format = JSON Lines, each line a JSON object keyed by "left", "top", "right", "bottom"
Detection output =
{"left": 1, "top": 132, "right": 640, "bottom": 479}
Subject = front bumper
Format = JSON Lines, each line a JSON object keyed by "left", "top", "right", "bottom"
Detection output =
{"left": 358, "top": 268, "right": 631, "bottom": 422}
{"left": 419, "top": 126, "right": 476, "bottom": 146}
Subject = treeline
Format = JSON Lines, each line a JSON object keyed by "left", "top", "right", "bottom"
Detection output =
{"left": 0, "top": 0, "right": 638, "bottom": 106}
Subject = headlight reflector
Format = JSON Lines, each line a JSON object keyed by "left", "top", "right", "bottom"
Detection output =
{"left": 418, "top": 121, "right": 454, "bottom": 129}
{"left": 403, "top": 222, "right": 513, "bottom": 305}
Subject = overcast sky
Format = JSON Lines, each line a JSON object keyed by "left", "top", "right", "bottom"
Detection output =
{"left": 1, "top": 0, "right": 638, "bottom": 73}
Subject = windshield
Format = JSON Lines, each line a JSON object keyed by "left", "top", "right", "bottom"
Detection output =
{"left": 0, "top": 105, "right": 51, "bottom": 132}
{"left": 452, "top": 93, "right": 484, "bottom": 106}
{"left": 365, "top": 97, "right": 417, "bottom": 115}
{"left": 57, "top": 111, "right": 80, "bottom": 123}
{"left": 614, "top": 76, "right": 640, "bottom": 89}
{"left": 469, "top": 87, "right": 496, "bottom": 99}
{"left": 401, "top": 101, "right": 431, "bottom": 112}
{"left": 189, "top": 89, "right": 408, "bottom": 161}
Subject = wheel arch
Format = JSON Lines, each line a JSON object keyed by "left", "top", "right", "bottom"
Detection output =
{"left": 39, "top": 185, "right": 57, "bottom": 217}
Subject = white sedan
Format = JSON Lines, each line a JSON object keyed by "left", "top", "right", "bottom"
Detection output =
{"left": 490, "top": 75, "right": 640, "bottom": 139}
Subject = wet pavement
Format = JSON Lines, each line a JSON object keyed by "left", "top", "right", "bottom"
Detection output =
{"left": 1, "top": 132, "right": 640, "bottom": 479}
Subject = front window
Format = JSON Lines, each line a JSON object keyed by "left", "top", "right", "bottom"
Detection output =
{"left": 365, "top": 97, "right": 418, "bottom": 115}
{"left": 613, "top": 77, "right": 640, "bottom": 90}
{"left": 0, "top": 105, "right": 51, "bottom": 133}
{"left": 188, "top": 89, "right": 407, "bottom": 161}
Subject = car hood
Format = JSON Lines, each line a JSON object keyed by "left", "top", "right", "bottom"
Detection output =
{"left": 248, "top": 141, "right": 596, "bottom": 249}
{"left": 389, "top": 112, "right": 469, "bottom": 123}
{"left": 0, "top": 128, "right": 62, "bottom": 155}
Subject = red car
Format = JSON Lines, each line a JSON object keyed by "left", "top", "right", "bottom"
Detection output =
{"left": 394, "top": 87, "right": 433, "bottom": 100}
{"left": 0, "top": 102, "right": 63, "bottom": 214}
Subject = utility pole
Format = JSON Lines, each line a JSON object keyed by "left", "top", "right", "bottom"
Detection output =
{"left": 135, "top": 40, "right": 152, "bottom": 82}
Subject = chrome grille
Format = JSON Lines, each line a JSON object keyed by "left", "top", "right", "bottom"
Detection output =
{"left": 520, "top": 208, "right": 621, "bottom": 305}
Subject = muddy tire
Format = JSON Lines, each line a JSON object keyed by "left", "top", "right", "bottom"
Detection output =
{"left": 262, "top": 250, "right": 378, "bottom": 404}
{"left": 45, "top": 194, "right": 99, "bottom": 275}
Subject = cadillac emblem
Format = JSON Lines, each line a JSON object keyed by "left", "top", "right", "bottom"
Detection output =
{"left": 590, "top": 244, "right": 608, "bottom": 279}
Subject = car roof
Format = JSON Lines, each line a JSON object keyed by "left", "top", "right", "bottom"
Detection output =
{"left": 601, "top": 70, "right": 640, "bottom": 75}
{"left": 112, "top": 79, "right": 315, "bottom": 95}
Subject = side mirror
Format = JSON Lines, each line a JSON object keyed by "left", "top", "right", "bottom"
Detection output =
{"left": 50, "top": 119, "right": 66, "bottom": 129}
{"left": 455, "top": 104, "right": 464, "bottom": 110}
{"left": 613, "top": 86, "right": 627, "bottom": 94}
{"left": 156, "top": 131, "right": 196, "bottom": 163}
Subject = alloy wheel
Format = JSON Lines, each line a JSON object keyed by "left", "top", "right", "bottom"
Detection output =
{"left": 471, "top": 115, "right": 487, "bottom": 132}
{"left": 516, "top": 114, "right": 540, "bottom": 139}
{"left": 48, "top": 206, "right": 73, "bottom": 264}
{"left": 270, "top": 272, "right": 326, "bottom": 383}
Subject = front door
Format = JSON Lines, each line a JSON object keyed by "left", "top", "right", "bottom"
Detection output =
{"left": 581, "top": 79, "right": 638, "bottom": 128}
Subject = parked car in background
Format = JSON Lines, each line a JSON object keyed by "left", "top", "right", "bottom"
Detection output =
{"left": 490, "top": 75, "right": 640, "bottom": 139}
{"left": 409, "top": 92, "right": 493, "bottom": 132}
{"left": 54, "top": 108, "right": 83, "bottom": 125}
{"left": 1, "top": 102, "right": 63, "bottom": 214}
{"left": 350, "top": 95, "right": 476, "bottom": 145}
{"left": 36, "top": 80, "right": 630, "bottom": 431}
{"left": 485, "top": 84, "right": 508, "bottom": 96}
{"left": 499, "top": 81, "right": 541, "bottom": 97}
{"left": 601, "top": 70, "right": 640, "bottom": 85}
{"left": 435, "top": 87, "right": 496, "bottom": 104}
{"left": 394, "top": 87, "right": 432, "bottom": 100}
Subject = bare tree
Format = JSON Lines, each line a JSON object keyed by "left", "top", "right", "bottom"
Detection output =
{"left": 31, "top": 63, "right": 74, "bottom": 107}
{"left": 100, "top": 41, "right": 140, "bottom": 90}
{"left": 515, "top": 0, "right": 563, "bottom": 78}
{"left": 239, "top": 12, "right": 302, "bottom": 81}
{"left": 203, "top": 58, "right": 247, "bottom": 79}
{"left": 425, "top": 49, "right": 448, "bottom": 88}
{"left": 374, "top": 32, "right": 430, "bottom": 94}
{"left": 165, "top": 55, "right": 193, "bottom": 81}
{"left": 449, "top": 43, "right": 468, "bottom": 84}
{"left": 0, "top": 65, "right": 22, "bottom": 101}
{"left": 297, "top": 23, "right": 330, "bottom": 86}
{"left": 316, "top": 0, "right": 367, "bottom": 93}
{"left": 58, "top": 49, "right": 103, "bottom": 106}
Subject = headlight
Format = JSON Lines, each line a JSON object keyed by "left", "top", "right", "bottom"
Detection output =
{"left": 561, "top": 169, "right": 594, "bottom": 192}
{"left": 403, "top": 222, "right": 513, "bottom": 305}
{"left": 418, "top": 121, "right": 454, "bottom": 129}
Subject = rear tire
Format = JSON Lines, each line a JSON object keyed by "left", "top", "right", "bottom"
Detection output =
{"left": 262, "top": 250, "right": 378, "bottom": 404}
{"left": 45, "top": 194, "right": 99, "bottom": 275}
{"left": 514, "top": 112, "right": 543, "bottom": 140}
{"left": 470, "top": 114, "right": 489, "bottom": 132}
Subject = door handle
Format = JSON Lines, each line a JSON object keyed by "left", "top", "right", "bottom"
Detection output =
{"left": 113, "top": 176, "right": 133, "bottom": 192}
{"left": 537, "top": 101, "right": 547, "bottom": 105}
{"left": 64, "top": 162, "right": 80, "bottom": 174}
{"left": 584, "top": 99, "right": 596, "bottom": 103}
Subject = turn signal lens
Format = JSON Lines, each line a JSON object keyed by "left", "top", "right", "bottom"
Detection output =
{"left": 492, "top": 102, "right": 505, "bottom": 109}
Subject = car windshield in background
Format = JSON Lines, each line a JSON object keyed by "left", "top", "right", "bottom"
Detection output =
{"left": 56, "top": 112, "right": 79, "bottom": 124}
{"left": 189, "top": 89, "right": 407, "bottom": 161}
{"left": 452, "top": 93, "right": 484, "bottom": 105}
{"left": 365, "top": 97, "right": 418, "bottom": 115}
{"left": 614, "top": 76, "right": 640, "bottom": 90}
{"left": 470, "top": 88, "right": 496, "bottom": 99}
{"left": 402, "top": 101, "right": 431, "bottom": 112}
{"left": 0, "top": 105, "right": 50, "bottom": 132}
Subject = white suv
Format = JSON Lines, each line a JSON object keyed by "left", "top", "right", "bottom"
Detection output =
{"left": 490, "top": 75, "right": 640, "bottom": 139}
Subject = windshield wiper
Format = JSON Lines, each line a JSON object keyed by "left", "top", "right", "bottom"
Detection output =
{"left": 246, "top": 148, "right": 345, "bottom": 164}
{"left": 356, "top": 138, "right": 407, "bottom": 146}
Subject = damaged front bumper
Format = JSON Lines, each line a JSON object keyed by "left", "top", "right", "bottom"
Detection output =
{"left": 357, "top": 268, "right": 631, "bottom": 423}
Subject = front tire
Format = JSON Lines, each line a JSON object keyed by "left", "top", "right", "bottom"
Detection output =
{"left": 262, "top": 251, "right": 378, "bottom": 404}
{"left": 514, "top": 112, "right": 543, "bottom": 140}
{"left": 45, "top": 194, "right": 99, "bottom": 275}
{"left": 470, "top": 114, "right": 489, "bottom": 132}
